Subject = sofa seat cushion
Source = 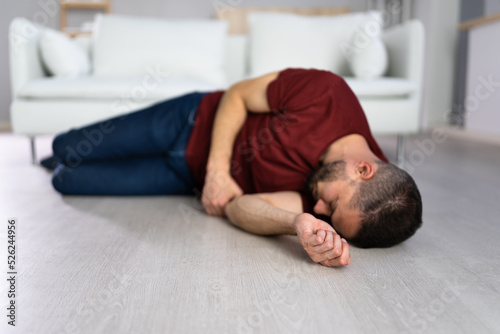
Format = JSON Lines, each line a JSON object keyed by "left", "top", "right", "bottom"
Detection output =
{"left": 18, "top": 76, "right": 415, "bottom": 102}
{"left": 344, "top": 77, "right": 417, "bottom": 98}
{"left": 18, "top": 76, "right": 224, "bottom": 100}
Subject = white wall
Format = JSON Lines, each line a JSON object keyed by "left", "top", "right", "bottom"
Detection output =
{"left": 465, "top": 20, "right": 500, "bottom": 136}
{"left": 412, "top": 0, "right": 460, "bottom": 130}
{"left": 484, "top": 0, "right": 500, "bottom": 15}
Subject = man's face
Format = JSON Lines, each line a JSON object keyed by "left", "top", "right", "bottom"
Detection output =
{"left": 307, "top": 161, "right": 362, "bottom": 239}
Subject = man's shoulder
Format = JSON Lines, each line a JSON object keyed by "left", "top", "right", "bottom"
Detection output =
{"left": 281, "top": 68, "right": 343, "bottom": 81}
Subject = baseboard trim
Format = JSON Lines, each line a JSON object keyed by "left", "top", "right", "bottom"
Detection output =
{"left": 0, "top": 122, "right": 12, "bottom": 133}
{"left": 439, "top": 126, "right": 500, "bottom": 146}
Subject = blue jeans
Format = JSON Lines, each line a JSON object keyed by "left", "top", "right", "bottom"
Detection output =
{"left": 51, "top": 92, "right": 208, "bottom": 195}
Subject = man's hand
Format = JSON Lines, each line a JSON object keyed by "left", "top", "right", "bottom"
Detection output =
{"left": 202, "top": 170, "right": 243, "bottom": 216}
{"left": 294, "top": 213, "right": 351, "bottom": 267}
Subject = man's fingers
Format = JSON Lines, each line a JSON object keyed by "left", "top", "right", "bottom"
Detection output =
{"left": 202, "top": 195, "right": 218, "bottom": 216}
{"left": 310, "top": 230, "right": 334, "bottom": 254}
{"left": 213, "top": 198, "right": 228, "bottom": 216}
{"left": 202, "top": 175, "right": 243, "bottom": 216}
{"left": 310, "top": 231, "right": 342, "bottom": 263}
{"left": 341, "top": 239, "right": 351, "bottom": 265}
{"left": 205, "top": 202, "right": 221, "bottom": 216}
{"left": 304, "top": 229, "right": 325, "bottom": 247}
{"left": 316, "top": 229, "right": 326, "bottom": 244}
{"left": 294, "top": 214, "right": 351, "bottom": 267}
{"left": 204, "top": 205, "right": 214, "bottom": 216}
{"left": 234, "top": 186, "right": 243, "bottom": 197}
{"left": 213, "top": 204, "right": 223, "bottom": 216}
{"left": 323, "top": 239, "right": 351, "bottom": 267}
{"left": 327, "top": 233, "right": 343, "bottom": 258}
{"left": 202, "top": 198, "right": 226, "bottom": 216}
{"left": 201, "top": 198, "right": 212, "bottom": 215}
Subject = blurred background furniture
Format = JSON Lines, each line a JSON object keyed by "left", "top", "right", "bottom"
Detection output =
{"left": 59, "top": 0, "right": 112, "bottom": 37}
{"left": 9, "top": 8, "right": 424, "bottom": 164}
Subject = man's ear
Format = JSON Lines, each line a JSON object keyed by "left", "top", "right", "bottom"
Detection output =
{"left": 355, "top": 161, "right": 375, "bottom": 180}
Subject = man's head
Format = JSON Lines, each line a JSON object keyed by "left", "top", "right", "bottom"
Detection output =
{"left": 305, "top": 159, "right": 422, "bottom": 248}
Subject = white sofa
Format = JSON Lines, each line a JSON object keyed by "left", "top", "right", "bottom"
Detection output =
{"left": 9, "top": 13, "right": 424, "bottom": 164}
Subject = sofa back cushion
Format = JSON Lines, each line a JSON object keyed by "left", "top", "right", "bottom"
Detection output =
{"left": 92, "top": 14, "right": 228, "bottom": 85}
{"left": 248, "top": 11, "right": 382, "bottom": 78}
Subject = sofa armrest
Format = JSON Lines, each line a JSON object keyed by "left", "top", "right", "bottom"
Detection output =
{"left": 9, "top": 17, "right": 47, "bottom": 99}
{"left": 382, "top": 19, "right": 425, "bottom": 84}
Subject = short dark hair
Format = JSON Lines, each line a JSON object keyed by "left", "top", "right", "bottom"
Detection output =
{"left": 348, "top": 161, "right": 423, "bottom": 248}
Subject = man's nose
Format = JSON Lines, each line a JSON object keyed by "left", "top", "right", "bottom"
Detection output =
{"left": 313, "top": 199, "right": 329, "bottom": 216}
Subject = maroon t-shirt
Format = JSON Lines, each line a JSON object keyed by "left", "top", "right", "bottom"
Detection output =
{"left": 184, "top": 68, "right": 388, "bottom": 213}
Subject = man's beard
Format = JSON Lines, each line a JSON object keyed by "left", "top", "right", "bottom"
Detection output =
{"left": 304, "top": 160, "right": 347, "bottom": 195}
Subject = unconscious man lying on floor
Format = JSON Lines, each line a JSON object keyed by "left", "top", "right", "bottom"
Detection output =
{"left": 41, "top": 68, "right": 423, "bottom": 267}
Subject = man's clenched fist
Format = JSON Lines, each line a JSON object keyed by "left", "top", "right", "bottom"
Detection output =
{"left": 202, "top": 170, "right": 243, "bottom": 217}
{"left": 294, "top": 213, "right": 351, "bottom": 267}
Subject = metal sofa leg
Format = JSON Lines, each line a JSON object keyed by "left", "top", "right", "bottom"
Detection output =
{"left": 29, "top": 136, "right": 37, "bottom": 165}
{"left": 396, "top": 134, "right": 405, "bottom": 167}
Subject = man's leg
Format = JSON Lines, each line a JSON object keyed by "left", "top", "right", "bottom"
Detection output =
{"left": 51, "top": 155, "right": 193, "bottom": 195}
{"left": 51, "top": 92, "right": 207, "bottom": 165}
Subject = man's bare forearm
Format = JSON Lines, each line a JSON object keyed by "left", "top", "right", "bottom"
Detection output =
{"left": 224, "top": 195, "right": 298, "bottom": 235}
{"left": 206, "top": 72, "right": 278, "bottom": 173}
{"left": 224, "top": 193, "right": 352, "bottom": 268}
{"left": 206, "top": 87, "right": 246, "bottom": 173}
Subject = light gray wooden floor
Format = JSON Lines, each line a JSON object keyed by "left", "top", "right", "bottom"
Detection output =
{"left": 1, "top": 132, "right": 500, "bottom": 334}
